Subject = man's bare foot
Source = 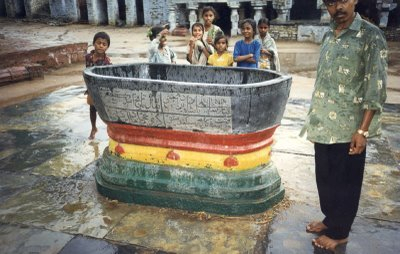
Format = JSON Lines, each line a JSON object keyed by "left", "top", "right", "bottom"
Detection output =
{"left": 312, "top": 235, "right": 348, "bottom": 251}
{"left": 89, "top": 127, "right": 98, "bottom": 140}
{"left": 306, "top": 221, "right": 328, "bottom": 234}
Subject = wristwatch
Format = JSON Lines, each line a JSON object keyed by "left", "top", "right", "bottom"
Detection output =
{"left": 357, "top": 129, "right": 369, "bottom": 138}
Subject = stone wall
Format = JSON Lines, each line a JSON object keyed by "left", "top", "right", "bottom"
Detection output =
{"left": 383, "top": 27, "right": 400, "bottom": 41}
{"left": 297, "top": 25, "right": 330, "bottom": 43}
{"left": 0, "top": 43, "right": 88, "bottom": 69}
{"left": 269, "top": 23, "right": 298, "bottom": 41}
{"left": 143, "top": 0, "right": 168, "bottom": 26}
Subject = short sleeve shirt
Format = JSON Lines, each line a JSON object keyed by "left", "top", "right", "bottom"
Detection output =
{"left": 207, "top": 52, "right": 234, "bottom": 67}
{"left": 233, "top": 40, "right": 261, "bottom": 68}
{"left": 301, "top": 13, "right": 388, "bottom": 144}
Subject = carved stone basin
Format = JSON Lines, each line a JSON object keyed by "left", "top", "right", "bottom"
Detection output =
{"left": 84, "top": 63, "right": 292, "bottom": 215}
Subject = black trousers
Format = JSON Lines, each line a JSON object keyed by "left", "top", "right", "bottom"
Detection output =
{"left": 314, "top": 142, "right": 366, "bottom": 239}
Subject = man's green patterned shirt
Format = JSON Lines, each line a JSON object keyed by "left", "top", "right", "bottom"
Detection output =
{"left": 301, "top": 13, "right": 388, "bottom": 144}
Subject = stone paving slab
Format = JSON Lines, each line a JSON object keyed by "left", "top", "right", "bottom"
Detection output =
{"left": 266, "top": 203, "right": 400, "bottom": 254}
{"left": 105, "top": 205, "right": 268, "bottom": 254}
{"left": 0, "top": 177, "right": 135, "bottom": 238}
{"left": 0, "top": 223, "right": 73, "bottom": 254}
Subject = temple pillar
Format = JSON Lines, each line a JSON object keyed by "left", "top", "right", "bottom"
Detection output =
{"left": 377, "top": 0, "right": 397, "bottom": 28}
{"left": 317, "top": 0, "right": 330, "bottom": 23}
{"left": 168, "top": 5, "right": 177, "bottom": 31}
{"left": 273, "top": 0, "right": 293, "bottom": 22}
{"left": 228, "top": 2, "right": 240, "bottom": 36}
{"left": 254, "top": 6, "right": 263, "bottom": 24}
{"left": 188, "top": 3, "right": 198, "bottom": 29}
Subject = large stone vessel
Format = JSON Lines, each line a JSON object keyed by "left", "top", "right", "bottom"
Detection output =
{"left": 83, "top": 63, "right": 292, "bottom": 215}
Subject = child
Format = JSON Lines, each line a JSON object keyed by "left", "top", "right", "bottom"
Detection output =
{"left": 85, "top": 31, "right": 112, "bottom": 140}
{"left": 207, "top": 34, "right": 233, "bottom": 67}
{"left": 202, "top": 6, "right": 224, "bottom": 53}
{"left": 233, "top": 19, "right": 261, "bottom": 68}
{"left": 187, "top": 22, "right": 211, "bottom": 65}
{"left": 148, "top": 25, "right": 177, "bottom": 64}
{"left": 255, "top": 18, "right": 280, "bottom": 71}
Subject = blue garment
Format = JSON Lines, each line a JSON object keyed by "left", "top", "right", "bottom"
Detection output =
{"left": 233, "top": 39, "right": 261, "bottom": 68}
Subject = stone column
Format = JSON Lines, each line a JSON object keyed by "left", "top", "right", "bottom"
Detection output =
{"left": 253, "top": 6, "right": 263, "bottom": 24}
{"left": 106, "top": 0, "right": 119, "bottom": 26}
{"left": 317, "top": 0, "right": 330, "bottom": 23}
{"left": 273, "top": 0, "right": 293, "bottom": 22}
{"left": 228, "top": 2, "right": 240, "bottom": 36}
{"left": 377, "top": 0, "right": 398, "bottom": 28}
{"left": 168, "top": 5, "right": 177, "bottom": 31}
{"left": 125, "top": 0, "right": 137, "bottom": 27}
{"left": 188, "top": 3, "right": 198, "bottom": 29}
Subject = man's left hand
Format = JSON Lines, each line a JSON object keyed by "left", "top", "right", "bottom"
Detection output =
{"left": 349, "top": 133, "right": 367, "bottom": 155}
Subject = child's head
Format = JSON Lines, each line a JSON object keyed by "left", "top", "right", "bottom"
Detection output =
{"left": 258, "top": 18, "right": 270, "bottom": 37}
{"left": 240, "top": 19, "right": 257, "bottom": 39}
{"left": 202, "top": 6, "right": 218, "bottom": 26}
{"left": 214, "top": 34, "right": 228, "bottom": 53}
{"left": 148, "top": 24, "right": 170, "bottom": 41}
{"left": 191, "top": 22, "right": 205, "bottom": 39}
{"left": 159, "top": 35, "right": 167, "bottom": 48}
{"left": 92, "top": 32, "right": 110, "bottom": 54}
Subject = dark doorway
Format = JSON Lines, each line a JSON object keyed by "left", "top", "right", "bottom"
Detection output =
{"left": 355, "top": 0, "right": 380, "bottom": 25}
{"left": 14, "top": 0, "right": 26, "bottom": 18}
{"left": 0, "top": 0, "right": 6, "bottom": 17}
{"left": 201, "top": 3, "right": 231, "bottom": 35}
{"left": 136, "top": 0, "right": 144, "bottom": 25}
{"left": 241, "top": 2, "right": 253, "bottom": 19}
{"left": 118, "top": 0, "right": 126, "bottom": 22}
{"left": 290, "top": 0, "right": 320, "bottom": 20}
{"left": 78, "top": 0, "right": 88, "bottom": 23}
{"left": 263, "top": 1, "right": 278, "bottom": 21}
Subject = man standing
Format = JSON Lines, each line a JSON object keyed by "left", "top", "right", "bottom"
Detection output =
{"left": 301, "top": 0, "right": 387, "bottom": 251}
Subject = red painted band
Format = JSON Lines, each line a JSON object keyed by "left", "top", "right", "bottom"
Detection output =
{"left": 107, "top": 123, "right": 278, "bottom": 155}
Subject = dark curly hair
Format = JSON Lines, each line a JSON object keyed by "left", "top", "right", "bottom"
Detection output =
{"left": 93, "top": 32, "right": 110, "bottom": 46}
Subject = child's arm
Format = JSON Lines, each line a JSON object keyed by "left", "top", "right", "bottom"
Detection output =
{"left": 187, "top": 37, "right": 197, "bottom": 63}
{"left": 199, "top": 41, "right": 211, "bottom": 59}
{"left": 169, "top": 48, "right": 177, "bottom": 64}
{"left": 207, "top": 54, "right": 214, "bottom": 66}
{"left": 233, "top": 41, "right": 253, "bottom": 63}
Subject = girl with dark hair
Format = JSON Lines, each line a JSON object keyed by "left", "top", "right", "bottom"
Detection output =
{"left": 201, "top": 6, "right": 224, "bottom": 52}
{"left": 233, "top": 19, "right": 261, "bottom": 68}
{"left": 207, "top": 34, "right": 233, "bottom": 67}
{"left": 187, "top": 22, "right": 211, "bottom": 65}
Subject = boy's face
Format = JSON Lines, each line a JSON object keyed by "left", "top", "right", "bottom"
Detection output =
{"left": 192, "top": 26, "right": 203, "bottom": 39}
{"left": 215, "top": 39, "right": 227, "bottom": 53}
{"left": 160, "top": 38, "right": 167, "bottom": 47}
{"left": 94, "top": 38, "right": 109, "bottom": 54}
{"left": 258, "top": 23, "right": 269, "bottom": 36}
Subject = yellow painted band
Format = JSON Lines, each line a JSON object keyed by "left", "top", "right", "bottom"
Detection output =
{"left": 109, "top": 139, "right": 271, "bottom": 171}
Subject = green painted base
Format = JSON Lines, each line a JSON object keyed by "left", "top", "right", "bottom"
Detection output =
{"left": 95, "top": 149, "right": 285, "bottom": 215}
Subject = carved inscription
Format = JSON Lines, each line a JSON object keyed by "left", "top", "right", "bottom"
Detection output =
{"left": 99, "top": 87, "right": 232, "bottom": 132}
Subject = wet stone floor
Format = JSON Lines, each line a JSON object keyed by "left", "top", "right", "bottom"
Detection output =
{"left": 0, "top": 86, "right": 399, "bottom": 254}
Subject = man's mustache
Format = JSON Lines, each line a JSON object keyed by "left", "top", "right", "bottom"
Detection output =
{"left": 334, "top": 11, "right": 347, "bottom": 18}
